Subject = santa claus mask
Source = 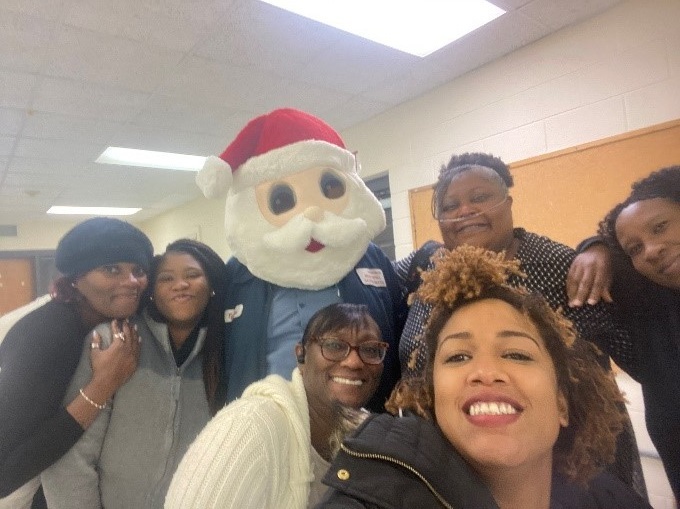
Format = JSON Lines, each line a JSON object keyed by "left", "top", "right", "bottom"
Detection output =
{"left": 196, "top": 108, "right": 386, "bottom": 290}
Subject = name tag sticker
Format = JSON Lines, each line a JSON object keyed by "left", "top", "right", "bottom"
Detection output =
{"left": 355, "top": 268, "right": 387, "bottom": 288}
{"left": 224, "top": 304, "right": 244, "bottom": 323}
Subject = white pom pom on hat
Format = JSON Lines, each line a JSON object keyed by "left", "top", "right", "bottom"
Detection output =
{"left": 195, "top": 108, "right": 355, "bottom": 198}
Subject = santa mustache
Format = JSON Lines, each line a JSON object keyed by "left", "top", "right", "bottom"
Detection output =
{"left": 262, "top": 211, "right": 371, "bottom": 254}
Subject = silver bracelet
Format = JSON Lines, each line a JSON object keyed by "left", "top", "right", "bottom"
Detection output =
{"left": 79, "top": 388, "right": 106, "bottom": 410}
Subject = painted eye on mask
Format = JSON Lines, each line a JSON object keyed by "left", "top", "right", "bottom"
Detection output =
{"left": 269, "top": 183, "right": 297, "bottom": 215}
{"left": 320, "top": 170, "right": 345, "bottom": 200}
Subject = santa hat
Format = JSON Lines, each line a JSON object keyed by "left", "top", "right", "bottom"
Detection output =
{"left": 196, "top": 108, "right": 356, "bottom": 198}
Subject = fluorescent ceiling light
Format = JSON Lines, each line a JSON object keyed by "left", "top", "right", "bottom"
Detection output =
{"left": 258, "top": 0, "right": 505, "bottom": 57}
{"left": 96, "top": 147, "right": 207, "bottom": 172}
{"left": 47, "top": 206, "right": 141, "bottom": 216}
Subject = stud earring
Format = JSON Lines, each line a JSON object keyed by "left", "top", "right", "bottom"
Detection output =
{"left": 211, "top": 290, "right": 216, "bottom": 297}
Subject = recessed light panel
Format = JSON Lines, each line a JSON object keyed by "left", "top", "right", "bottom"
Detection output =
{"left": 47, "top": 206, "right": 141, "bottom": 216}
{"left": 258, "top": 0, "right": 505, "bottom": 57}
{"left": 96, "top": 147, "right": 207, "bottom": 172}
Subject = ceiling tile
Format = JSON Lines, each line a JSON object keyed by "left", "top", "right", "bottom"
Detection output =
{"left": 299, "top": 36, "right": 417, "bottom": 96}
{"left": 9, "top": 156, "right": 94, "bottom": 176}
{"left": 0, "top": 0, "right": 73, "bottom": 21}
{"left": 0, "top": 70, "right": 39, "bottom": 108}
{"left": 107, "top": 124, "right": 226, "bottom": 155}
{"left": 0, "top": 9, "right": 56, "bottom": 73}
{"left": 22, "top": 112, "right": 124, "bottom": 143}
{"left": 0, "top": 135, "right": 15, "bottom": 157}
{"left": 131, "top": 92, "right": 246, "bottom": 135}
{"left": 194, "top": 0, "right": 340, "bottom": 77}
{"left": 14, "top": 137, "right": 104, "bottom": 161}
{"left": 0, "top": 108, "right": 26, "bottom": 136}
{"left": 44, "top": 25, "right": 185, "bottom": 92}
{"left": 519, "top": 0, "right": 623, "bottom": 29}
{"left": 157, "top": 56, "right": 295, "bottom": 113}
{"left": 63, "top": 0, "right": 233, "bottom": 53}
{"left": 32, "top": 77, "right": 150, "bottom": 121}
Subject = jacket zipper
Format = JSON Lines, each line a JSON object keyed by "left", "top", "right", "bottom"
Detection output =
{"left": 340, "top": 443, "right": 455, "bottom": 509}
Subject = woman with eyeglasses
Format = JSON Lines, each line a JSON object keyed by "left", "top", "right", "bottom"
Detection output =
{"left": 165, "top": 303, "right": 386, "bottom": 509}
{"left": 394, "top": 152, "right": 645, "bottom": 498}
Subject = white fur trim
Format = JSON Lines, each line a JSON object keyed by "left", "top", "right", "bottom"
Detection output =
{"left": 196, "top": 155, "right": 233, "bottom": 198}
{"left": 231, "top": 140, "right": 355, "bottom": 193}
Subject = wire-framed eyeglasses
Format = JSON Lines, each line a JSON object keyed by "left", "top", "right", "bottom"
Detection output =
{"left": 317, "top": 338, "right": 388, "bottom": 365}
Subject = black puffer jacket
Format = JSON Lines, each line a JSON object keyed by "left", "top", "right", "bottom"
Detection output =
{"left": 317, "top": 412, "right": 498, "bottom": 509}
{"left": 316, "top": 413, "right": 652, "bottom": 509}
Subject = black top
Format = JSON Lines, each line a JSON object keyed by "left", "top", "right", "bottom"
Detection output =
{"left": 0, "top": 300, "right": 89, "bottom": 497}
{"left": 611, "top": 283, "right": 680, "bottom": 500}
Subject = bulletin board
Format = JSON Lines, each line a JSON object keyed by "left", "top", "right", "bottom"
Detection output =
{"left": 409, "top": 119, "right": 680, "bottom": 249}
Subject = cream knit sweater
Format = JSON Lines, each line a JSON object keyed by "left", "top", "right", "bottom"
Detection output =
{"left": 165, "top": 369, "right": 314, "bottom": 509}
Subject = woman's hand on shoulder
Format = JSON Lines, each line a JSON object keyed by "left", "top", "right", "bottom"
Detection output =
{"left": 567, "top": 244, "right": 613, "bottom": 307}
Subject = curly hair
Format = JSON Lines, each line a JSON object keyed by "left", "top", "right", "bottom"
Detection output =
{"left": 598, "top": 165, "right": 680, "bottom": 308}
{"left": 385, "top": 245, "right": 624, "bottom": 485}
{"left": 146, "top": 239, "right": 229, "bottom": 415}
{"left": 432, "top": 152, "right": 513, "bottom": 219}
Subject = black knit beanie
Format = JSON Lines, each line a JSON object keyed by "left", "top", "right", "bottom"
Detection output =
{"left": 55, "top": 217, "right": 154, "bottom": 277}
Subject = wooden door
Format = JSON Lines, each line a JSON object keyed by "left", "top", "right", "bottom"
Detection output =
{"left": 0, "top": 259, "right": 35, "bottom": 315}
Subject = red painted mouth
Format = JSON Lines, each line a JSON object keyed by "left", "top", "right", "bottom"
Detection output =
{"left": 305, "top": 239, "right": 326, "bottom": 253}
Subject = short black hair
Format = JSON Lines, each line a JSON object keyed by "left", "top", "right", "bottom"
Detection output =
{"left": 432, "top": 152, "right": 513, "bottom": 218}
{"left": 301, "top": 303, "right": 379, "bottom": 346}
{"left": 598, "top": 165, "right": 680, "bottom": 310}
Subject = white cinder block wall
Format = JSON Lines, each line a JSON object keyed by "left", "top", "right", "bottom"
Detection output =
{"left": 341, "top": 0, "right": 680, "bottom": 260}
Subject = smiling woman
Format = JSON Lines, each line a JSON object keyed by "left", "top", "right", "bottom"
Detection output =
{"left": 40, "top": 239, "right": 229, "bottom": 509}
{"left": 0, "top": 217, "right": 153, "bottom": 509}
{"left": 319, "top": 246, "right": 651, "bottom": 509}
{"left": 395, "top": 152, "right": 645, "bottom": 496}
{"left": 597, "top": 166, "right": 680, "bottom": 502}
{"left": 164, "top": 303, "right": 383, "bottom": 509}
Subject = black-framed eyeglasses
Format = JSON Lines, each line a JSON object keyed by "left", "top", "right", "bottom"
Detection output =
{"left": 317, "top": 338, "right": 388, "bottom": 365}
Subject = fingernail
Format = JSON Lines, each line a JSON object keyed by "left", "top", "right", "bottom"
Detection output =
{"left": 587, "top": 298, "right": 597, "bottom": 305}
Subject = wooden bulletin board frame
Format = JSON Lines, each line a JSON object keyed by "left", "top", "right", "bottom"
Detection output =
{"left": 409, "top": 119, "right": 680, "bottom": 250}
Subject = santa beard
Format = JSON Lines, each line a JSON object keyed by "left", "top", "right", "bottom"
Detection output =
{"left": 224, "top": 183, "right": 385, "bottom": 290}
